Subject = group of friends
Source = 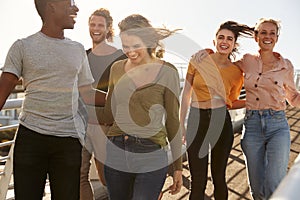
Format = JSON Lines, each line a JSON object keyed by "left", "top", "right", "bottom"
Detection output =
{"left": 0, "top": 0, "right": 299, "bottom": 200}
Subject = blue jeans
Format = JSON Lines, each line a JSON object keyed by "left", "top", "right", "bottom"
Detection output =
{"left": 186, "top": 106, "right": 233, "bottom": 200}
{"left": 241, "top": 110, "right": 290, "bottom": 200}
{"left": 13, "top": 125, "right": 82, "bottom": 200}
{"left": 104, "top": 134, "right": 168, "bottom": 200}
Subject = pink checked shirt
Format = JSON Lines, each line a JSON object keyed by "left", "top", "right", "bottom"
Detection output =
{"left": 237, "top": 51, "right": 300, "bottom": 111}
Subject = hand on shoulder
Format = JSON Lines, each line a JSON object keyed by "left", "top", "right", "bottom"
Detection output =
{"left": 191, "top": 48, "right": 214, "bottom": 63}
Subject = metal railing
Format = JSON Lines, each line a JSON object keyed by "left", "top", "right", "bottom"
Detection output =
{"left": 1, "top": 70, "right": 300, "bottom": 199}
{"left": 0, "top": 99, "right": 21, "bottom": 200}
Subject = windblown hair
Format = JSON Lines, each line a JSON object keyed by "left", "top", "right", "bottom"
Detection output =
{"left": 89, "top": 8, "right": 115, "bottom": 42}
{"left": 118, "top": 14, "right": 180, "bottom": 58}
{"left": 254, "top": 18, "right": 281, "bottom": 36}
{"left": 216, "top": 21, "right": 254, "bottom": 60}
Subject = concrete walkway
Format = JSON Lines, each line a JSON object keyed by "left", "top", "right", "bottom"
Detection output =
{"left": 161, "top": 105, "right": 300, "bottom": 200}
{"left": 88, "top": 105, "right": 300, "bottom": 200}
{"left": 5, "top": 106, "right": 300, "bottom": 200}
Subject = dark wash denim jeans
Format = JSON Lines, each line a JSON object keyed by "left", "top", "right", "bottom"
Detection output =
{"left": 186, "top": 106, "right": 233, "bottom": 200}
{"left": 104, "top": 134, "right": 168, "bottom": 200}
{"left": 13, "top": 124, "right": 82, "bottom": 200}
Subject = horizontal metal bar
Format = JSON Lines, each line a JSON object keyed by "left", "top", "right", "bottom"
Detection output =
{"left": 8, "top": 183, "right": 14, "bottom": 190}
{"left": 2, "top": 98, "right": 24, "bottom": 110}
{"left": 0, "top": 140, "right": 14, "bottom": 148}
{"left": 0, "top": 124, "right": 18, "bottom": 132}
{"left": 0, "top": 155, "right": 10, "bottom": 162}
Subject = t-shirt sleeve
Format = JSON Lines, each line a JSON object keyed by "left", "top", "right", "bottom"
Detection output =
{"left": 2, "top": 40, "right": 23, "bottom": 78}
{"left": 78, "top": 48, "right": 94, "bottom": 87}
{"left": 187, "top": 62, "right": 195, "bottom": 75}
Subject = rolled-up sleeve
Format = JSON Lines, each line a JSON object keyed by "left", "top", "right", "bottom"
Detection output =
{"left": 284, "top": 59, "right": 300, "bottom": 107}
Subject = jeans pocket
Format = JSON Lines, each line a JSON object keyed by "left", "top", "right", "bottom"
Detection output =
{"left": 272, "top": 111, "right": 286, "bottom": 120}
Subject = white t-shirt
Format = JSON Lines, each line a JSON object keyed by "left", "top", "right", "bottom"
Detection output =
{"left": 2, "top": 32, "right": 94, "bottom": 140}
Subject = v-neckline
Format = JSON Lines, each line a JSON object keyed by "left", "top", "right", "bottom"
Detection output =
{"left": 123, "top": 60, "right": 165, "bottom": 90}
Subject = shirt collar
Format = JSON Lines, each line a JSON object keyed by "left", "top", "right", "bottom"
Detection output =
{"left": 256, "top": 50, "right": 287, "bottom": 70}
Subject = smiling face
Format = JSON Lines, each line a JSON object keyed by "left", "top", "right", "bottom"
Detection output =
{"left": 214, "top": 29, "right": 236, "bottom": 56}
{"left": 50, "top": 0, "right": 79, "bottom": 30}
{"left": 89, "top": 15, "right": 108, "bottom": 45}
{"left": 255, "top": 22, "right": 278, "bottom": 51}
{"left": 121, "top": 33, "right": 151, "bottom": 65}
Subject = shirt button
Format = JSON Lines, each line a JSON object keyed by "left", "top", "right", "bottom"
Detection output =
{"left": 256, "top": 97, "right": 259, "bottom": 101}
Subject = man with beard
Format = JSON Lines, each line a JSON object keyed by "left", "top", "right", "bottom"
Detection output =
{"left": 80, "top": 8, "right": 126, "bottom": 200}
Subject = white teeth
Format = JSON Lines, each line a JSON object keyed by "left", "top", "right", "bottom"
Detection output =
{"left": 263, "top": 41, "right": 272, "bottom": 44}
{"left": 130, "top": 55, "right": 138, "bottom": 59}
{"left": 220, "top": 45, "right": 228, "bottom": 49}
{"left": 93, "top": 33, "right": 100, "bottom": 35}
{"left": 70, "top": 14, "right": 77, "bottom": 18}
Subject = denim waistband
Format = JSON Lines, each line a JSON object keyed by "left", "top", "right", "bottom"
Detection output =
{"left": 108, "top": 134, "right": 156, "bottom": 144}
{"left": 108, "top": 134, "right": 162, "bottom": 151}
{"left": 246, "top": 109, "right": 284, "bottom": 116}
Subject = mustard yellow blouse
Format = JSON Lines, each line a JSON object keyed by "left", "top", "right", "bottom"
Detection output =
{"left": 187, "top": 57, "right": 244, "bottom": 108}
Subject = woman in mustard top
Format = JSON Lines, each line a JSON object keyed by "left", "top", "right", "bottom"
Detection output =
{"left": 180, "top": 21, "right": 253, "bottom": 200}
{"left": 193, "top": 18, "right": 300, "bottom": 200}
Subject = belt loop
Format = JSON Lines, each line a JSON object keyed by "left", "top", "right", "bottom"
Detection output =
{"left": 259, "top": 110, "right": 263, "bottom": 116}
{"left": 134, "top": 135, "right": 139, "bottom": 143}
{"left": 269, "top": 109, "right": 274, "bottom": 115}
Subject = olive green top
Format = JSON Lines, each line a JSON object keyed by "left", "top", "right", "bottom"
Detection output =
{"left": 97, "top": 59, "right": 182, "bottom": 170}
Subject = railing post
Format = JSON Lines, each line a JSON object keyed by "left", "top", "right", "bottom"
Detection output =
{"left": 0, "top": 129, "right": 17, "bottom": 200}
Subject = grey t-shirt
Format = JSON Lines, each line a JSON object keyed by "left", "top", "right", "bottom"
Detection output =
{"left": 87, "top": 49, "right": 126, "bottom": 92}
{"left": 2, "top": 32, "right": 94, "bottom": 140}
